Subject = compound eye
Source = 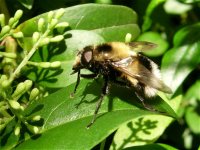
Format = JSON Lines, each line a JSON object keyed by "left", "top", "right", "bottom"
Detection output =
{"left": 81, "top": 46, "right": 93, "bottom": 65}
{"left": 83, "top": 50, "right": 92, "bottom": 62}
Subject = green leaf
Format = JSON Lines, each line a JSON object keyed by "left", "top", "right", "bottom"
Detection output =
{"left": 110, "top": 95, "right": 181, "bottom": 149}
{"left": 178, "top": 0, "right": 200, "bottom": 3}
{"left": 16, "top": 4, "right": 140, "bottom": 88}
{"left": 161, "top": 23, "right": 200, "bottom": 93}
{"left": 0, "top": 119, "right": 19, "bottom": 150}
{"left": 17, "top": 4, "right": 138, "bottom": 37}
{"left": 137, "top": 31, "right": 169, "bottom": 57}
{"left": 26, "top": 30, "right": 105, "bottom": 88}
{"left": 142, "top": 0, "right": 165, "bottom": 31}
{"left": 1, "top": 78, "right": 176, "bottom": 149}
{"left": 164, "top": 0, "right": 192, "bottom": 14}
{"left": 122, "top": 143, "right": 178, "bottom": 150}
{"left": 184, "top": 80, "right": 200, "bottom": 134}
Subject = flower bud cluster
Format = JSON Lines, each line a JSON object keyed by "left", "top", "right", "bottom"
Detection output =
{"left": 0, "top": 8, "right": 69, "bottom": 137}
{"left": 0, "top": 10, "right": 24, "bottom": 40}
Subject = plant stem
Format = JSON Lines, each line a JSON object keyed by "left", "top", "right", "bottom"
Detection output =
{"left": 9, "top": 29, "right": 50, "bottom": 81}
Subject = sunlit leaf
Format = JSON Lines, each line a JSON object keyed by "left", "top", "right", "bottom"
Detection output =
{"left": 12, "top": 79, "right": 176, "bottom": 149}
{"left": 162, "top": 23, "right": 200, "bottom": 93}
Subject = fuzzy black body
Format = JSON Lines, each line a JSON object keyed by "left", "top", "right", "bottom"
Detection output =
{"left": 71, "top": 42, "right": 172, "bottom": 128}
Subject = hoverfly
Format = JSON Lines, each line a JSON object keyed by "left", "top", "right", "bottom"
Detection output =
{"left": 71, "top": 41, "right": 172, "bottom": 128}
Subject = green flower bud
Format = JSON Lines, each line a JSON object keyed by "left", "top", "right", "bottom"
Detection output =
{"left": 55, "top": 8, "right": 65, "bottom": 19}
{"left": 50, "top": 61, "right": 61, "bottom": 68}
{"left": 1, "top": 80, "right": 11, "bottom": 88}
{"left": 14, "top": 124, "right": 21, "bottom": 136}
{"left": 0, "top": 25, "right": 10, "bottom": 36}
{"left": 29, "top": 88, "right": 40, "bottom": 101}
{"left": 14, "top": 10, "right": 23, "bottom": 21}
{"left": 50, "top": 35, "right": 64, "bottom": 42}
{"left": 0, "top": 52, "right": 17, "bottom": 59}
{"left": 55, "top": 22, "right": 69, "bottom": 28}
{"left": 47, "top": 11, "right": 54, "bottom": 22}
{"left": 12, "top": 82, "right": 26, "bottom": 98}
{"left": 125, "top": 33, "right": 132, "bottom": 43}
{"left": 9, "top": 100, "right": 21, "bottom": 110}
{"left": 24, "top": 80, "right": 33, "bottom": 91}
{"left": 38, "top": 18, "right": 45, "bottom": 32}
{"left": 39, "top": 62, "right": 51, "bottom": 68}
{"left": 20, "top": 105, "right": 25, "bottom": 111}
{"left": 32, "top": 115, "right": 41, "bottom": 121}
{"left": 32, "top": 32, "right": 40, "bottom": 43}
{"left": 8, "top": 17, "right": 15, "bottom": 27}
{"left": 12, "top": 32, "right": 24, "bottom": 38}
{"left": 0, "top": 14, "right": 5, "bottom": 26}
{"left": 49, "top": 19, "right": 58, "bottom": 29}
{"left": 0, "top": 75, "right": 8, "bottom": 83}
{"left": 27, "top": 124, "right": 39, "bottom": 134}
{"left": 39, "top": 38, "right": 50, "bottom": 46}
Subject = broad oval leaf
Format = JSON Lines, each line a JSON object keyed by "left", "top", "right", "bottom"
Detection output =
{"left": 137, "top": 31, "right": 169, "bottom": 57}
{"left": 10, "top": 79, "right": 177, "bottom": 149}
{"left": 184, "top": 80, "right": 200, "bottom": 134}
{"left": 122, "top": 143, "right": 178, "bottom": 150}
{"left": 161, "top": 23, "right": 200, "bottom": 93}
{"left": 178, "top": 0, "right": 200, "bottom": 3}
{"left": 110, "top": 94, "right": 181, "bottom": 149}
{"left": 16, "top": 4, "right": 140, "bottom": 88}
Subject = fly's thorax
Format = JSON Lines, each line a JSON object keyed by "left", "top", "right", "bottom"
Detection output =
{"left": 93, "top": 42, "right": 137, "bottom": 62}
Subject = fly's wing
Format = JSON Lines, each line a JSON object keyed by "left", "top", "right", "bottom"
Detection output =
{"left": 111, "top": 57, "right": 172, "bottom": 93}
{"left": 128, "top": 41, "right": 157, "bottom": 52}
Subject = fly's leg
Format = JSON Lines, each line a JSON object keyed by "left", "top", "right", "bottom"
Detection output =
{"left": 74, "top": 74, "right": 98, "bottom": 108}
{"left": 135, "top": 91, "right": 155, "bottom": 111}
{"left": 70, "top": 70, "right": 80, "bottom": 98}
{"left": 80, "top": 74, "right": 98, "bottom": 78}
{"left": 87, "top": 76, "right": 109, "bottom": 128}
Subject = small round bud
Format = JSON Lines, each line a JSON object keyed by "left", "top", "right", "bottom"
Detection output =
{"left": 27, "top": 125, "right": 39, "bottom": 134}
{"left": 0, "top": 75, "right": 8, "bottom": 82}
{"left": 12, "top": 32, "right": 24, "bottom": 38}
{"left": 33, "top": 126, "right": 39, "bottom": 134}
{"left": 49, "top": 19, "right": 58, "bottom": 29}
{"left": 29, "top": 88, "right": 40, "bottom": 101}
{"left": 0, "top": 25, "right": 11, "bottom": 36}
{"left": 20, "top": 105, "right": 25, "bottom": 111}
{"left": 32, "top": 32, "right": 40, "bottom": 43}
{"left": 14, "top": 124, "right": 21, "bottom": 136}
{"left": 50, "top": 35, "right": 64, "bottom": 42}
{"left": 32, "top": 115, "right": 41, "bottom": 121}
{"left": 55, "top": 8, "right": 65, "bottom": 19}
{"left": 12, "top": 82, "right": 26, "bottom": 98}
{"left": 50, "top": 61, "right": 61, "bottom": 68}
{"left": 24, "top": 80, "right": 33, "bottom": 91}
{"left": 0, "top": 52, "right": 17, "bottom": 59}
{"left": 39, "top": 62, "right": 51, "bottom": 68}
{"left": 8, "top": 17, "right": 15, "bottom": 27}
{"left": 47, "top": 11, "right": 54, "bottom": 22}
{"left": 1, "top": 80, "right": 11, "bottom": 88}
{"left": 38, "top": 18, "right": 45, "bottom": 32}
{"left": 0, "top": 14, "right": 5, "bottom": 26}
{"left": 14, "top": 10, "right": 23, "bottom": 21}
{"left": 55, "top": 22, "right": 69, "bottom": 28}
{"left": 9, "top": 100, "right": 21, "bottom": 110}
{"left": 125, "top": 33, "right": 132, "bottom": 43}
{"left": 39, "top": 38, "right": 50, "bottom": 46}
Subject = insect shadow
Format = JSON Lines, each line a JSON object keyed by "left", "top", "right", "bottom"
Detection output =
{"left": 75, "top": 78, "right": 148, "bottom": 120}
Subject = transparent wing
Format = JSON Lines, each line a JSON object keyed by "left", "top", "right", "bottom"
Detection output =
{"left": 111, "top": 57, "right": 172, "bottom": 93}
{"left": 128, "top": 41, "right": 157, "bottom": 52}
